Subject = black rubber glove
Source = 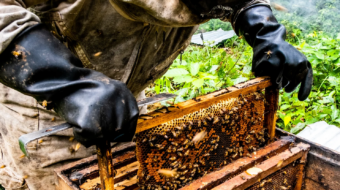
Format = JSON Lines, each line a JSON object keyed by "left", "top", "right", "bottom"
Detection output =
{"left": 235, "top": 6, "right": 313, "bottom": 101}
{"left": 0, "top": 24, "right": 139, "bottom": 147}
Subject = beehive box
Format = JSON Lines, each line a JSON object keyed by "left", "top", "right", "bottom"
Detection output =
{"left": 134, "top": 77, "right": 276, "bottom": 189}
{"left": 55, "top": 77, "right": 311, "bottom": 190}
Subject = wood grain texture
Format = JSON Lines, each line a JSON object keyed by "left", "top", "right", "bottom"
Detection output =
{"left": 96, "top": 141, "right": 115, "bottom": 190}
{"left": 55, "top": 142, "right": 136, "bottom": 190}
{"left": 264, "top": 86, "right": 279, "bottom": 141}
{"left": 136, "top": 77, "right": 272, "bottom": 133}
{"left": 80, "top": 161, "right": 140, "bottom": 190}
{"left": 180, "top": 138, "right": 293, "bottom": 190}
{"left": 212, "top": 143, "right": 310, "bottom": 190}
{"left": 295, "top": 147, "right": 309, "bottom": 190}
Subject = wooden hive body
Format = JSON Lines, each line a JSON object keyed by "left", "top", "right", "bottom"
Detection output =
{"left": 55, "top": 77, "right": 311, "bottom": 190}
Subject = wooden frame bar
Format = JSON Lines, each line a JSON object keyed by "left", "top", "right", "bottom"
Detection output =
{"left": 264, "top": 86, "right": 280, "bottom": 141}
{"left": 55, "top": 142, "right": 136, "bottom": 190}
{"left": 136, "top": 77, "right": 272, "bottom": 133}
{"left": 211, "top": 143, "right": 310, "bottom": 190}
{"left": 179, "top": 137, "right": 295, "bottom": 190}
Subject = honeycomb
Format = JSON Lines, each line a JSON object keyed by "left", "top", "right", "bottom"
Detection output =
{"left": 135, "top": 92, "right": 270, "bottom": 190}
{"left": 246, "top": 159, "right": 301, "bottom": 190}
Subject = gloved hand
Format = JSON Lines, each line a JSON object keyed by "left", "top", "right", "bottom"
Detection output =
{"left": 0, "top": 24, "right": 139, "bottom": 147}
{"left": 235, "top": 6, "right": 313, "bottom": 101}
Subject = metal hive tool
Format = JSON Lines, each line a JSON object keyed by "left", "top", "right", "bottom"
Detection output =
{"left": 134, "top": 77, "right": 275, "bottom": 190}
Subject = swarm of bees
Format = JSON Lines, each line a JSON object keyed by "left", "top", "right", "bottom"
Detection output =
{"left": 136, "top": 92, "right": 270, "bottom": 190}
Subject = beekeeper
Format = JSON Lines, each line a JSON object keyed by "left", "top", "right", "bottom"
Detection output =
{"left": 0, "top": 0, "right": 312, "bottom": 189}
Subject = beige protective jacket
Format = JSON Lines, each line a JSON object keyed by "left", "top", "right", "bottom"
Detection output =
{"left": 0, "top": 0, "right": 270, "bottom": 189}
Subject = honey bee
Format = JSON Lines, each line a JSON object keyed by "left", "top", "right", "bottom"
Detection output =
{"left": 149, "top": 136, "right": 156, "bottom": 141}
{"left": 214, "top": 144, "right": 219, "bottom": 149}
{"left": 146, "top": 175, "right": 151, "bottom": 180}
{"left": 206, "top": 116, "right": 212, "bottom": 121}
{"left": 229, "top": 111, "right": 234, "bottom": 115}
{"left": 250, "top": 130, "right": 255, "bottom": 134}
{"left": 240, "top": 175, "right": 246, "bottom": 180}
{"left": 142, "top": 138, "right": 147, "bottom": 143}
{"left": 265, "top": 50, "right": 273, "bottom": 59}
{"left": 213, "top": 116, "right": 220, "bottom": 124}
{"left": 230, "top": 120, "right": 235, "bottom": 126}
{"left": 199, "top": 160, "right": 206, "bottom": 166}
{"left": 197, "top": 120, "right": 202, "bottom": 127}
{"left": 171, "top": 142, "right": 178, "bottom": 146}
{"left": 187, "top": 121, "right": 193, "bottom": 125}
{"left": 232, "top": 152, "right": 238, "bottom": 158}
{"left": 0, "top": 165, "right": 6, "bottom": 169}
{"left": 247, "top": 153, "right": 252, "bottom": 158}
{"left": 164, "top": 134, "right": 169, "bottom": 139}
{"left": 184, "top": 150, "right": 190, "bottom": 156}
{"left": 260, "top": 180, "right": 267, "bottom": 187}
{"left": 219, "top": 110, "right": 225, "bottom": 115}
{"left": 225, "top": 151, "right": 229, "bottom": 157}
{"left": 239, "top": 147, "right": 243, "bottom": 152}
{"left": 149, "top": 142, "right": 154, "bottom": 147}
{"left": 170, "top": 161, "right": 178, "bottom": 167}
{"left": 216, "top": 136, "right": 220, "bottom": 142}
{"left": 175, "top": 125, "right": 183, "bottom": 131}
{"left": 172, "top": 131, "right": 178, "bottom": 138}
{"left": 228, "top": 148, "right": 233, "bottom": 153}
{"left": 202, "top": 119, "right": 208, "bottom": 126}
{"left": 177, "top": 152, "right": 183, "bottom": 157}
{"left": 210, "top": 140, "right": 216, "bottom": 144}
{"left": 183, "top": 139, "right": 189, "bottom": 145}
{"left": 225, "top": 114, "right": 230, "bottom": 120}
{"left": 234, "top": 115, "right": 239, "bottom": 120}
{"left": 284, "top": 178, "right": 288, "bottom": 185}
{"left": 203, "top": 153, "right": 210, "bottom": 157}
{"left": 188, "top": 125, "right": 192, "bottom": 130}
{"left": 182, "top": 170, "right": 188, "bottom": 175}
{"left": 169, "top": 156, "right": 176, "bottom": 161}
{"left": 224, "top": 160, "right": 227, "bottom": 165}
{"left": 193, "top": 164, "right": 199, "bottom": 168}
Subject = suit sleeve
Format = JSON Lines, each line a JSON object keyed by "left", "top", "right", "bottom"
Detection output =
{"left": 109, "top": 0, "right": 207, "bottom": 27}
{"left": 0, "top": 0, "right": 43, "bottom": 53}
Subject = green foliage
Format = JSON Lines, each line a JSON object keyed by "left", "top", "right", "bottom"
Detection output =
{"left": 277, "top": 31, "right": 340, "bottom": 133}
{"left": 272, "top": 0, "right": 340, "bottom": 37}
{"left": 197, "top": 19, "right": 232, "bottom": 33}
{"left": 149, "top": 37, "right": 255, "bottom": 104}
{"left": 0, "top": 184, "right": 4, "bottom": 190}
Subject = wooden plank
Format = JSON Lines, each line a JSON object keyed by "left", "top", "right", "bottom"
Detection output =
{"left": 264, "top": 86, "right": 279, "bottom": 141}
{"left": 79, "top": 161, "right": 140, "bottom": 190}
{"left": 69, "top": 151, "right": 136, "bottom": 183}
{"left": 96, "top": 141, "right": 115, "bottom": 190}
{"left": 180, "top": 137, "right": 295, "bottom": 190}
{"left": 212, "top": 143, "right": 310, "bottom": 190}
{"left": 136, "top": 77, "right": 271, "bottom": 133}
{"left": 55, "top": 142, "right": 135, "bottom": 190}
{"left": 295, "top": 147, "right": 309, "bottom": 190}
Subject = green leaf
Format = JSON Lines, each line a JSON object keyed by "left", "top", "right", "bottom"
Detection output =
{"left": 280, "top": 105, "right": 291, "bottom": 111}
{"left": 315, "top": 52, "right": 325, "bottom": 60}
{"left": 164, "top": 68, "right": 189, "bottom": 77}
{"left": 284, "top": 115, "right": 291, "bottom": 127}
{"left": 209, "top": 65, "right": 220, "bottom": 72}
{"left": 173, "top": 75, "right": 195, "bottom": 83}
{"left": 189, "top": 63, "right": 200, "bottom": 76}
{"left": 290, "top": 123, "right": 307, "bottom": 134}
{"left": 192, "top": 79, "right": 204, "bottom": 88}
{"left": 155, "top": 85, "right": 160, "bottom": 94}
{"left": 331, "top": 105, "right": 339, "bottom": 121}
{"left": 232, "top": 77, "right": 248, "bottom": 84}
